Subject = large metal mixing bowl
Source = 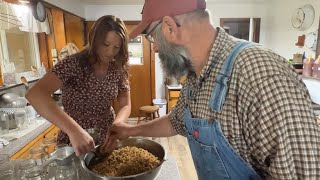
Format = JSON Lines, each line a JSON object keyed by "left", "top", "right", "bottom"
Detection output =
{"left": 81, "top": 137, "right": 167, "bottom": 180}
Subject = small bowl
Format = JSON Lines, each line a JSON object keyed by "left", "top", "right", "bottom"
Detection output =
{"left": 85, "top": 128, "right": 101, "bottom": 143}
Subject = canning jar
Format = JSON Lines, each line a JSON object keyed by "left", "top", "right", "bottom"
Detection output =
{"left": 14, "top": 109, "right": 27, "bottom": 130}
{"left": 25, "top": 166, "right": 47, "bottom": 180}
{"left": 55, "top": 162, "right": 78, "bottom": 180}
{"left": 16, "top": 159, "right": 37, "bottom": 180}
{"left": 42, "top": 137, "right": 57, "bottom": 154}
{"left": 0, "top": 154, "right": 14, "bottom": 180}
{"left": 0, "top": 112, "right": 9, "bottom": 134}
{"left": 29, "top": 146, "right": 49, "bottom": 165}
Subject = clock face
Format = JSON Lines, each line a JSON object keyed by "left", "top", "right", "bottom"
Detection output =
{"left": 291, "top": 4, "right": 315, "bottom": 31}
{"left": 305, "top": 32, "right": 318, "bottom": 50}
{"left": 291, "top": 8, "right": 305, "bottom": 28}
{"left": 35, "top": 1, "right": 46, "bottom": 22}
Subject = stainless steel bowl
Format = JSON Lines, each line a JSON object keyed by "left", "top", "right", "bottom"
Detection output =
{"left": 81, "top": 137, "right": 167, "bottom": 180}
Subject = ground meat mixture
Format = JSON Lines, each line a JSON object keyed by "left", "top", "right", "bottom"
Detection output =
{"left": 90, "top": 146, "right": 160, "bottom": 176}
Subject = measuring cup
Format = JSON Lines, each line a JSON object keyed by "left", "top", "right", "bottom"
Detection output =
{"left": 41, "top": 146, "right": 75, "bottom": 168}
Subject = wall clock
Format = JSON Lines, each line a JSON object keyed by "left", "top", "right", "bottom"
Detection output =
{"left": 291, "top": 4, "right": 315, "bottom": 31}
{"left": 305, "top": 31, "right": 318, "bottom": 51}
{"left": 31, "top": 0, "right": 46, "bottom": 22}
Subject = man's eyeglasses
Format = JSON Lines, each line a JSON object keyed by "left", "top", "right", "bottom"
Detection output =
{"left": 145, "top": 21, "right": 162, "bottom": 43}
{"left": 144, "top": 19, "right": 181, "bottom": 43}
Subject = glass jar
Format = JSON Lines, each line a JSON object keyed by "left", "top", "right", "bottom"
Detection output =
{"left": 0, "top": 154, "right": 14, "bottom": 180}
{"left": 14, "top": 109, "right": 27, "bottom": 130}
{"left": 0, "top": 112, "right": 9, "bottom": 135}
{"left": 42, "top": 137, "right": 57, "bottom": 155}
{"left": 55, "top": 162, "right": 78, "bottom": 180}
{"left": 29, "top": 146, "right": 49, "bottom": 165}
{"left": 25, "top": 166, "right": 47, "bottom": 180}
{"left": 16, "top": 159, "right": 37, "bottom": 180}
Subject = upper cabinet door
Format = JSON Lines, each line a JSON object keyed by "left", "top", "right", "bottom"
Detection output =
{"left": 220, "top": 18, "right": 261, "bottom": 43}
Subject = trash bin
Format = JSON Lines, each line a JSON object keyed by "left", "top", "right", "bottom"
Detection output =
{"left": 152, "top": 99, "right": 167, "bottom": 117}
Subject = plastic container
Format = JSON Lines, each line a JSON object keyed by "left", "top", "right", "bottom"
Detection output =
{"left": 302, "top": 55, "right": 314, "bottom": 77}
{"left": 312, "top": 55, "right": 320, "bottom": 79}
{"left": 153, "top": 99, "right": 167, "bottom": 117}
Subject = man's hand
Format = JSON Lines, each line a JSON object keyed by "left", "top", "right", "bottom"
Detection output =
{"left": 101, "top": 122, "right": 135, "bottom": 153}
{"left": 68, "top": 128, "right": 95, "bottom": 156}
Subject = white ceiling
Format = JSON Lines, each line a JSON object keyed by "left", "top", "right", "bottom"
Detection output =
{"left": 79, "top": 0, "right": 265, "bottom": 5}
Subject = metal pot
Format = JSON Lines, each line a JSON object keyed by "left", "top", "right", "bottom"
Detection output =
{"left": 0, "top": 93, "right": 19, "bottom": 108}
{"left": 81, "top": 138, "right": 167, "bottom": 180}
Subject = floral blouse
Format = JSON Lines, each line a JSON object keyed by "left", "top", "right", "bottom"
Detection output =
{"left": 52, "top": 55, "right": 130, "bottom": 145}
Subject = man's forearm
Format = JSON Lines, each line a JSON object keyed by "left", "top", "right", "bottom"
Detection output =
{"left": 131, "top": 115, "right": 177, "bottom": 137}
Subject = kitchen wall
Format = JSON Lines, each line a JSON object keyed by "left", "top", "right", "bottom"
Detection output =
{"left": 45, "top": 0, "right": 85, "bottom": 17}
{"left": 53, "top": 0, "right": 320, "bottom": 98}
{"left": 263, "top": 0, "right": 320, "bottom": 60}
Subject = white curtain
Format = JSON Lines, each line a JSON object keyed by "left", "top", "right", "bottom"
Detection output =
{"left": 0, "top": 1, "right": 22, "bottom": 30}
{"left": 11, "top": 4, "right": 50, "bottom": 34}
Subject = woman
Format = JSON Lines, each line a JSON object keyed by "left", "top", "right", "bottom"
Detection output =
{"left": 26, "top": 15, "right": 131, "bottom": 156}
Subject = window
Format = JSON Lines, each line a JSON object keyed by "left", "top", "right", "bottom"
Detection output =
{"left": 128, "top": 36, "right": 143, "bottom": 65}
{"left": 0, "top": 28, "right": 40, "bottom": 83}
{"left": 0, "top": 27, "right": 40, "bottom": 82}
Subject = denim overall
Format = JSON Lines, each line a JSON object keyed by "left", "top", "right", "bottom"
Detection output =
{"left": 184, "top": 41, "right": 262, "bottom": 180}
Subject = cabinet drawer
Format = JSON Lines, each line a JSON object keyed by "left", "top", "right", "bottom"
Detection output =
{"left": 169, "top": 91, "right": 180, "bottom": 98}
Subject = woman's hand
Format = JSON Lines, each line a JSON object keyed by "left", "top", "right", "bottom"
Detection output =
{"left": 101, "top": 122, "right": 135, "bottom": 153}
{"left": 68, "top": 128, "right": 95, "bottom": 156}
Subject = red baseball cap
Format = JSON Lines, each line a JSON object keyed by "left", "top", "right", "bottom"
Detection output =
{"left": 129, "top": 0, "right": 206, "bottom": 39}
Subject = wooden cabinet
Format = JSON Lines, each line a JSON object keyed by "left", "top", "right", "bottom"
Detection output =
{"left": 11, "top": 125, "right": 59, "bottom": 160}
{"left": 166, "top": 86, "right": 181, "bottom": 112}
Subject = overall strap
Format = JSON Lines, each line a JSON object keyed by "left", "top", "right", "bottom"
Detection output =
{"left": 210, "top": 41, "right": 255, "bottom": 112}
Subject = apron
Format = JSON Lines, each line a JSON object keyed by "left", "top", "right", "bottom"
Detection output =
{"left": 184, "top": 41, "right": 262, "bottom": 180}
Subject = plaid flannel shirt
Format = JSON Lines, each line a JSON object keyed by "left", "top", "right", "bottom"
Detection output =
{"left": 169, "top": 28, "right": 320, "bottom": 179}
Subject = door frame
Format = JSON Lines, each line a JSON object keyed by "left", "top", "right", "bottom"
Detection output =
{"left": 125, "top": 21, "right": 156, "bottom": 102}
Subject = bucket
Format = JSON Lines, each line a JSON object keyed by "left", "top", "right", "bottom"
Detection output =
{"left": 152, "top": 99, "right": 167, "bottom": 117}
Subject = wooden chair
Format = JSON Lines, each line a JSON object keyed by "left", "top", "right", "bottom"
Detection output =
{"left": 137, "top": 105, "right": 160, "bottom": 124}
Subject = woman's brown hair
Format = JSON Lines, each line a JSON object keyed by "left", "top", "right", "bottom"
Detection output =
{"left": 78, "top": 15, "right": 129, "bottom": 78}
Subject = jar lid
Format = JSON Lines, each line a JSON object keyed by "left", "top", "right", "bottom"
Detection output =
{"left": 18, "top": 159, "right": 36, "bottom": 170}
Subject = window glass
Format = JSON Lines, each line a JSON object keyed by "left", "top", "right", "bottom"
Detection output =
{"left": 0, "top": 27, "right": 39, "bottom": 73}
{"left": 128, "top": 36, "right": 143, "bottom": 65}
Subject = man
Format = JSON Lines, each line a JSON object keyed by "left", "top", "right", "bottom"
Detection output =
{"left": 103, "top": 0, "right": 320, "bottom": 179}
